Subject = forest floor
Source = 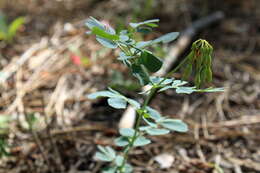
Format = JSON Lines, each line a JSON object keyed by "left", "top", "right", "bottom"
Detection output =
{"left": 0, "top": 0, "right": 260, "bottom": 173}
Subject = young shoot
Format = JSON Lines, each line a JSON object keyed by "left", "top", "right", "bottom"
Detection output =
{"left": 86, "top": 17, "right": 223, "bottom": 173}
{"left": 0, "top": 13, "right": 25, "bottom": 43}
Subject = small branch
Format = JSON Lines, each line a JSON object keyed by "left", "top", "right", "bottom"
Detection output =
{"left": 118, "top": 87, "right": 157, "bottom": 172}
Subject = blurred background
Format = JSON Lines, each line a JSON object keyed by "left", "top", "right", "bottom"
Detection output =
{"left": 0, "top": 0, "right": 259, "bottom": 173}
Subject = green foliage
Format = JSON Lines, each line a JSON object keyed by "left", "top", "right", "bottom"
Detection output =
{"left": 139, "top": 50, "right": 162, "bottom": 72}
{"left": 0, "top": 14, "right": 25, "bottom": 43}
{"left": 129, "top": 19, "right": 159, "bottom": 28}
{"left": 0, "top": 116, "right": 10, "bottom": 158}
{"left": 95, "top": 145, "right": 116, "bottom": 162}
{"left": 86, "top": 17, "right": 223, "bottom": 173}
{"left": 0, "top": 138, "right": 9, "bottom": 158}
{"left": 133, "top": 136, "right": 151, "bottom": 146}
{"left": 87, "top": 88, "right": 141, "bottom": 109}
{"left": 181, "top": 39, "right": 214, "bottom": 88}
{"left": 119, "top": 128, "right": 135, "bottom": 137}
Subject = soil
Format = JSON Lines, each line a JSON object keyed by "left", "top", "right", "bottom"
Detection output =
{"left": 0, "top": 0, "right": 259, "bottom": 173}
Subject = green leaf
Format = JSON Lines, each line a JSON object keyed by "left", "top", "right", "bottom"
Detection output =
{"left": 146, "top": 128, "right": 170, "bottom": 135}
{"left": 176, "top": 87, "right": 196, "bottom": 94}
{"left": 139, "top": 126, "right": 151, "bottom": 131}
{"left": 126, "top": 98, "right": 141, "bottom": 109}
{"left": 103, "top": 167, "right": 117, "bottom": 173}
{"left": 0, "top": 138, "right": 10, "bottom": 157}
{"left": 96, "top": 37, "right": 118, "bottom": 49}
{"left": 0, "top": 31, "right": 7, "bottom": 40}
{"left": 119, "top": 35, "right": 129, "bottom": 42}
{"left": 136, "top": 32, "right": 179, "bottom": 48}
{"left": 136, "top": 27, "right": 152, "bottom": 34}
{"left": 87, "top": 91, "right": 117, "bottom": 99}
{"left": 143, "top": 117, "right": 157, "bottom": 127}
{"left": 108, "top": 87, "right": 122, "bottom": 95}
{"left": 133, "top": 136, "right": 151, "bottom": 146}
{"left": 118, "top": 52, "right": 133, "bottom": 61}
{"left": 139, "top": 50, "right": 162, "bottom": 73}
{"left": 197, "top": 87, "right": 225, "bottom": 93}
{"left": 159, "top": 80, "right": 189, "bottom": 92}
{"left": 105, "top": 146, "right": 116, "bottom": 159}
{"left": 95, "top": 145, "right": 116, "bottom": 162}
{"left": 107, "top": 97, "right": 127, "bottom": 109}
{"left": 153, "top": 32, "right": 179, "bottom": 43}
{"left": 114, "top": 137, "right": 129, "bottom": 147}
{"left": 86, "top": 16, "right": 116, "bottom": 34}
{"left": 115, "top": 155, "right": 124, "bottom": 166}
{"left": 123, "top": 163, "right": 133, "bottom": 173}
{"left": 158, "top": 85, "right": 173, "bottom": 92}
{"left": 149, "top": 76, "right": 173, "bottom": 85}
{"left": 136, "top": 41, "right": 152, "bottom": 48}
{"left": 131, "top": 64, "right": 150, "bottom": 85}
{"left": 0, "top": 15, "right": 8, "bottom": 34}
{"left": 8, "top": 17, "right": 25, "bottom": 40}
{"left": 129, "top": 19, "right": 159, "bottom": 28}
{"left": 98, "top": 145, "right": 116, "bottom": 159}
{"left": 172, "top": 80, "right": 188, "bottom": 87}
{"left": 91, "top": 26, "right": 119, "bottom": 41}
{"left": 95, "top": 152, "right": 113, "bottom": 162}
{"left": 86, "top": 17, "right": 119, "bottom": 51}
{"left": 85, "top": 16, "right": 105, "bottom": 30}
{"left": 160, "top": 119, "right": 188, "bottom": 132}
{"left": 205, "top": 66, "right": 212, "bottom": 83}
{"left": 97, "top": 145, "right": 107, "bottom": 153}
{"left": 119, "top": 128, "right": 135, "bottom": 137}
{"left": 146, "top": 106, "right": 161, "bottom": 120}
{"left": 146, "top": 23, "right": 158, "bottom": 27}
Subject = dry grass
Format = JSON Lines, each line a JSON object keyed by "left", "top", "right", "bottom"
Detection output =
{"left": 0, "top": 0, "right": 260, "bottom": 173}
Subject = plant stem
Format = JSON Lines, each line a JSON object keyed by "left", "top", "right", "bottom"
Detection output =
{"left": 158, "top": 56, "right": 189, "bottom": 86}
{"left": 118, "top": 56, "right": 188, "bottom": 172}
{"left": 118, "top": 87, "right": 157, "bottom": 172}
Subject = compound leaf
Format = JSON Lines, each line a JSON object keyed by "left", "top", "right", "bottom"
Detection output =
{"left": 176, "top": 86, "right": 196, "bottom": 94}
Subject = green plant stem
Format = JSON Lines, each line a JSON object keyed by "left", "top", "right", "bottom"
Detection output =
{"left": 118, "top": 48, "right": 187, "bottom": 172}
{"left": 118, "top": 57, "right": 188, "bottom": 172}
{"left": 118, "top": 87, "right": 157, "bottom": 172}
{"left": 157, "top": 56, "right": 189, "bottom": 86}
